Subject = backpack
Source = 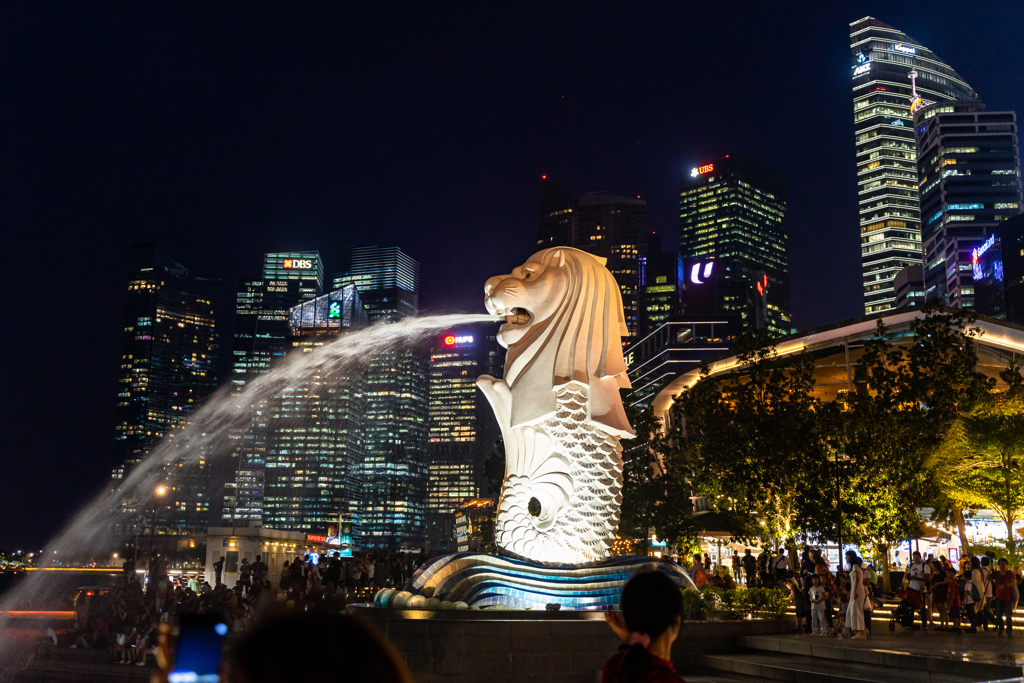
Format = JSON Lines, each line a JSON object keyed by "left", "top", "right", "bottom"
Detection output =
{"left": 970, "top": 582, "right": 981, "bottom": 602}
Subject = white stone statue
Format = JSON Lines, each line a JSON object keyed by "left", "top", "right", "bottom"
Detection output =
{"left": 477, "top": 247, "right": 635, "bottom": 565}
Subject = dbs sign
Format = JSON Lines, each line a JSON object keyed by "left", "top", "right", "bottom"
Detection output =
{"left": 283, "top": 259, "right": 313, "bottom": 269}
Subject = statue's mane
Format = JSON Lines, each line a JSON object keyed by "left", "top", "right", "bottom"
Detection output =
{"left": 503, "top": 248, "right": 633, "bottom": 437}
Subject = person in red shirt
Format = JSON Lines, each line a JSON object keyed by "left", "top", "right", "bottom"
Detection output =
{"left": 603, "top": 571, "right": 686, "bottom": 683}
{"left": 992, "top": 558, "right": 1017, "bottom": 638}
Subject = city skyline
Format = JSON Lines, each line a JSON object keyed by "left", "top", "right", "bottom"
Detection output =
{"left": 4, "top": 3, "right": 1024, "bottom": 549}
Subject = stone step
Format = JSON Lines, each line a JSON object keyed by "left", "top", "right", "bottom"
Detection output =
{"left": 737, "top": 634, "right": 1024, "bottom": 681}
{"left": 12, "top": 645, "right": 155, "bottom": 683}
{"left": 693, "top": 652, "right": 979, "bottom": 683}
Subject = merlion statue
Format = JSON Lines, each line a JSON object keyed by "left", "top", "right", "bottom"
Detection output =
{"left": 477, "top": 247, "right": 635, "bottom": 565}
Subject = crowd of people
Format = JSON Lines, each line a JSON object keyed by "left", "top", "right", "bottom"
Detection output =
{"left": 61, "top": 547, "right": 446, "bottom": 666}
{"left": 687, "top": 544, "right": 1022, "bottom": 640}
{"left": 775, "top": 546, "right": 1020, "bottom": 639}
{"left": 886, "top": 550, "right": 1021, "bottom": 636}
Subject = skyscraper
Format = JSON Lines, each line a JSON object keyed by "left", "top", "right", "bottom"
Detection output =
{"left": 332, "top": 246, "right": 418, "bottom": 323}
{"left": 261, "top": 285, "right": 368, "bottom": 535}
{"left": 997, "top": 213, "right": 1024, "bottom": 325}
{"left": 424, "top": 326, "right": 502, "bottom": 551}
{"left": 914, "top": 101, "right": 1022, "bottom": 310}
{"left": 638, "top": 252, "right": 685, "bottom": 336}
{"left": 114, "top": 243, "right": 221, "bottom": 534}
{"left": 679, "top": 154, "right": 791, "bottom": 336}
{"left": 334, "top": 246, "right": 429, "bottom": 550}
{"left": 536, "top": 180, "right": 648, "bottom": 337}
{"left": 221, "top": 252, "right": 323, "bottom": 526}
{"left": 850, "top": 16, "right": 977, "bottom": 313}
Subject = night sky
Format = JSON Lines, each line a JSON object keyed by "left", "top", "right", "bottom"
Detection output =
{"left": 2, "top": 3, "right": 1022, "bottom": 550}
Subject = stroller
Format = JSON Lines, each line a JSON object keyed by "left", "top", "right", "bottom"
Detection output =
{"left": 889, "top": 588, "right": 923, "bottom": 630}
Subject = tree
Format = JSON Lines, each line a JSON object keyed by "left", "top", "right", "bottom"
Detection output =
{"left": 930, "top": 392, "right": 1024, "bottom": 546}
{"left": 823, "top": 322, "right": 933, "bottom": 585}
{"left": 619, "top": 396, "right": 700, "bottom": 554}
{"left": 672, "top": 330, "right": 828, "bottom": 550}
{"left": 903, "top": 306, "right": 995, "bottom": 544}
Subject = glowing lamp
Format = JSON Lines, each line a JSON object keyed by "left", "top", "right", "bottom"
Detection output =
{"left": 443, "top": 335, "right": 456, "bottom": 346}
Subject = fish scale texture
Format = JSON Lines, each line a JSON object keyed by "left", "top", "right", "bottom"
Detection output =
{"left": 496, "top": 383, "right": 624, "bottom": 565}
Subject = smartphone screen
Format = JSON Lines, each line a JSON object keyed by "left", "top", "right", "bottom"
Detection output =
{"left": 168, "top": 614, "right": 228, "bottom": 683}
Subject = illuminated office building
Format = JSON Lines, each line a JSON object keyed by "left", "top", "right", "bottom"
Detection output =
{"left": 425, "top": 327, "right": 502, "bottom": 551}
{"left": 221, "top": 252, "right": 324, "bottom": 526}
{"left": 536, "top": 180, "right": 648, "bottom": 337}
{"left": 113, "top": 243, "right": 221, "bottom": 534}
{"left": 914, "top": 101, "right": 1022, "bottom": 311}
{"left": 332, "top": 246, "right": 418, "bottom": 323}
{"left": 335, "top": 246, "right": 429, "bottom": 550}
{"left": 639, "top": 252, "right": 685, "bottom": 336}
{"left": 998, "top": 214, "right": 1024, "bottom": 325}
{"left": 261, "top": 285, "right": 368, "bottom": 535}
{"left": 850, "top": 16, "right": 977, "bottom": 313}
{"left": 679, "top": 154, "right": 791, "bottom": 335}
{"left": 893, "top": 265, "right": 925, "bottom": 309}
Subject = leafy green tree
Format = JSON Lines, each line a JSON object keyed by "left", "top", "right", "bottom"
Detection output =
{"left": 619, "top": 395, "right": 700, "bottom": 554}
{"left": 930, "top": 392, "right": 1024, "bottom": 546}
{"left": 671, "top": 330, "right": 828, "bottom": 550}
{"left": 823, "top": 322, "right": 932, "bottom": 584}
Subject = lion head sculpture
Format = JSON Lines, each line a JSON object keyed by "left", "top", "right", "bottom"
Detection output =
{"left": 482, "top": 247, "right": 634, "bottom": 438}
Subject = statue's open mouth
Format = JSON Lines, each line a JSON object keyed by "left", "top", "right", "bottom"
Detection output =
{"left": 506, "top": 307, "right": 532, "bottom": 326}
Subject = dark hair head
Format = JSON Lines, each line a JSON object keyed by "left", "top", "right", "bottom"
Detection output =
{"left": 618, "top": 571, "right": 683, "bottom": 683}
{"left": 981, "top": 556, "right": 990, "bottom": 567}
{"left": 229, "top": 610, "right": 411, "bottom": 683}
{"left": 971, "top": 556, "right": 981, "bottom": 570}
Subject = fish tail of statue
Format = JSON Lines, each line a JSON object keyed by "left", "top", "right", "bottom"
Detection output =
{"left": 479, "top": 247, "right": 632, "bottom": 567}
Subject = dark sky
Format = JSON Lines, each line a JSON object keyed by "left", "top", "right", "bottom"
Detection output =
{"left": 2, "top": 2, "right": 1022, "bottom": 550}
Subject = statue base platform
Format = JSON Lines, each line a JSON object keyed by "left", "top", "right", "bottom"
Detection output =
{"left": 373, "top": 552, "right": 697, "bottom": 610}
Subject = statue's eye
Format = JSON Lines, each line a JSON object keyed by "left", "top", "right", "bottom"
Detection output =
{"left": 523, "top": 271, "right": 535, "bottom": 280}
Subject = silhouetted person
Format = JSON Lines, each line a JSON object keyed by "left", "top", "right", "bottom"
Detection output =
{"left": 227, "top": 610, "right": 411, "bottom": 683}
{"left": 602, "top": 571, "right": 684, "bottom": 683}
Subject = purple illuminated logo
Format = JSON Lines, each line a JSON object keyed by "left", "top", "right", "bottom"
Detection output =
{"left": 689, "top": 262, "right": 714, "bottom": 284}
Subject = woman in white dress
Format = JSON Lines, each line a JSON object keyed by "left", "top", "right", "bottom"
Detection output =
{"left": 845, "top": 550, "right": 867, "bottom": 639}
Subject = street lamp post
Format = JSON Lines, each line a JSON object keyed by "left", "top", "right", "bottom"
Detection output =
{"left": 146, "top": 486, "right": 167, "bottom": 590}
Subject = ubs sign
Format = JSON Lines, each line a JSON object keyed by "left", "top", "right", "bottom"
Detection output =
{"left": 283, "top": 258, "right": 313, "bottom": 269}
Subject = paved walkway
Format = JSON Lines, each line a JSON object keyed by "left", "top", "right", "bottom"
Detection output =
{"left": 776, "top": 627, "right": 1024, "bottom": 669}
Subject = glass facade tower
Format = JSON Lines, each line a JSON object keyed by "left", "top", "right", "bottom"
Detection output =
{"left": 850, "top": 16, "right": 977, "bottom": 313}
{"left": 221, "top": 252, "right": 323, "bottom": 526}
{"left": 332, "top": 246, "right": 418, "bottom": 323}
{"left": 334, "top": 246, "right": 429, "bottom": 550}
{"left": 261, "top": 285, "right": 368, "bottom": 536}
{"left": 915, "top": 102, "right": 1022, "bottom": 311}
{"left": 536, "top": 180, "right": 648, "bottom": 337}
{"left": 424, "top": 326, "right": 502, "bottom": 551}
{"left": 638, "top": 252, "right": 685, "bottom": 336}
{"left": 114, "top": 243, "right": 221, "bottom": 534}
{"left": 679, "top": 154, "right": 791, "bottom": 336}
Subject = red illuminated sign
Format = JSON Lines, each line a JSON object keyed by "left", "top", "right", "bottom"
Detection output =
{"left": 698, "top": 163, "right": 714, "bottom": 174}
{"left": 283, "top": 259, "right": 313, "bottom": 269}
{"left": 443, "top": 334, "right": 474, "bottom": 346}
{"left": 305, "top": 534, "right": 327, "bottom": 543}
